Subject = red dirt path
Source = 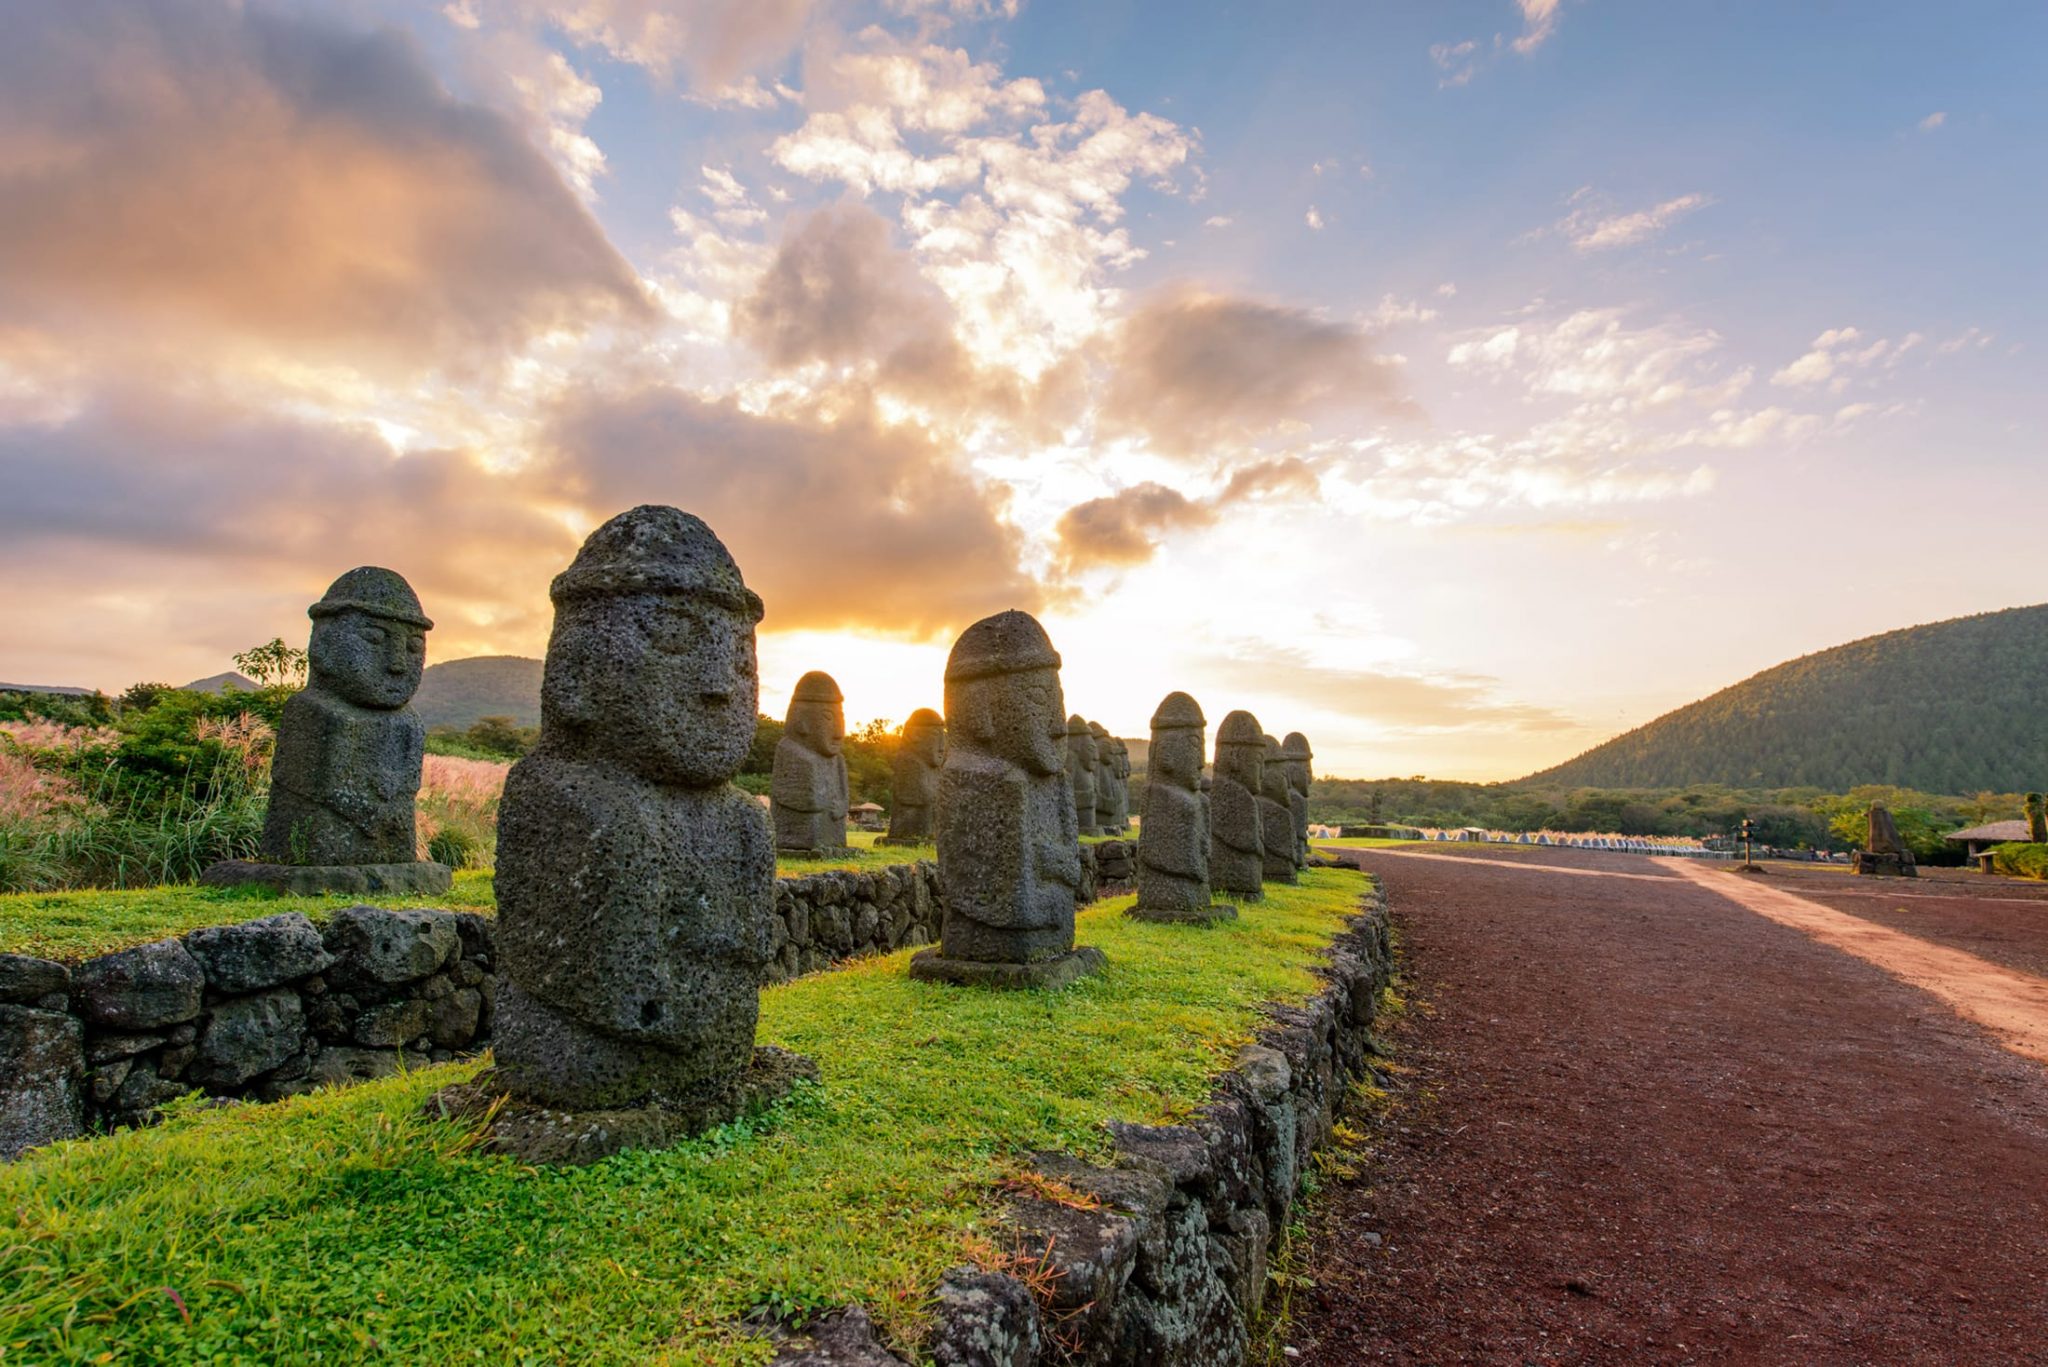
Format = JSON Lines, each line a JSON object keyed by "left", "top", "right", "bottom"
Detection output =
{"left": 1288, "top": 847, "right": 2048, "bottom": 1365}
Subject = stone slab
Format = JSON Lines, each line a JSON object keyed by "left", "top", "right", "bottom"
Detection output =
{"left": 907, "top": 945, "right": 1107, "bottom": 991}
{"left": 422, "top": 1045, "right": 819, "bottom": 1166}
{"left": 201, "top": 860, "right": 452, "bottom": 896}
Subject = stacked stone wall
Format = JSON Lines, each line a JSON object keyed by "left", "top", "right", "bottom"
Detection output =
{"left": 4, "top": 862, "right": 956, "bottom": 1156}
{"left": 776, "top": 886, "right": 1397, "bottom": 1367}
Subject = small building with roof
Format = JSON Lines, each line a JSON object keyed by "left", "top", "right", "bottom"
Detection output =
{"left": 1944, "top": 820, "right": 2033, "bottom": 860}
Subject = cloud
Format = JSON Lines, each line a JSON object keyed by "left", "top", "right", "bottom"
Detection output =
{"left": 472, "top": 0, "right": 814, "bottom": 96}
{"left": 1552, "top": 190, "right": 1711, "bottom": 252}
{"left": 1770, "top": 326, "right": 1905, "bottom": 390}
{"left": 1102, "top": 286, "right": 1412, "bottom": 457}
{"left": 1054, "top": 483, "right": 1215, "bottom": 571}
{"left": 1205, "top": 647, "right": 1580, "bottom": 735}
{"left": 1055, "top": 456, "right": 1323, "bottom": 572}
{"left": 1919, "top": 111, "right": 1947, "bottom": 131}
{"left": 770, "top": 38, "right": 1194, "bottom": 379}
{"left": 0, "top": 388, "right": 578, "bottom": 654}
{"left": 1512, "top": 0, "right": 1563, "bottom": 54}
{"left": 701, "top": 165, "right": 768, "bottom": 226}
{"left": 736, "top": 201, "right": 951, "bottom": 367}
{"left": 1306, "top": 206, "right": 1326, "bottom": 230}
{"left": 537, "top": 385, "right": 1040, "bottom": 634}
{"left": 0, "top": 1, "right": 648, "bottom": 378}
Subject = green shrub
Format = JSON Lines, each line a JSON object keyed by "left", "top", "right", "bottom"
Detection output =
{"left": 1991, "top": 842, "right": 2048, "bottom": 880}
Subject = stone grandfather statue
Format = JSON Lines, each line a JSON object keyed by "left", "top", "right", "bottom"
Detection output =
{"left": 1090, "top": 722, "right": 1130, "bottom": 835}
{"left": 1853, "top": 801, "right": 1918, "bottom": 878}
{"left": 1281, "top": 732, "right": 1314, "bottom": 870}
{"left": 205, "top": 567, "right": 450, "bottom": 895}
{"left": 771, "top": 671, "right": 850, "bottom": 852}
{"left": 1210, "top": 710, "right": 1266, "bottom": 902}
{"left": 910, "top": 610, "right": 1104, "bottom": 989}
{"left": 880, "top": 708, "right": 946, "bottom": 845}
{"left": 434, "top": 506, "right": 813, "bottom": 1162}
{"left": 1258, "top": 735, "right": 1299, "bottom": 885}
{"left": 1129, "top": 692, "right": 1233, "bottom": 925}
{"left": 1067, "top": 715, "right": 1102, "bottom": 837}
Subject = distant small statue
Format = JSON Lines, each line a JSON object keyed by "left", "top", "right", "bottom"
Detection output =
{"left": 1129, "top": 692, "right": 1233, "bottom": 924}
{"left": 437, "top": 505, "right": 813, "bottom": 1163}
{"left": 1258, "top": 734, "right": 1299, "bottom": 884}
{"left": 880, "top": 708, "right": 946, "bottom": 845}
{"left": 205, "top": 567, "right": 449, "bottom": 895}
{"left": 1090, "top": 724, "right": 1131, "bottom": 834}
{"left": 771, "top": 672, "right": 850, "bottom": 852}
{"left": 1281, "top": 732, "right": 1314, "bottom": 869}
{"left": 1210, "top": 710, "right": 1266, "bottom": 902}
{"left": 911, "top": 610, "right": 1103, "bottom": 989}
{"left": 1067, "top": 714, "right": 1102, "bottom": 837}
{"left": 1852, "top": 801, "right": 1917, "bottom": 878}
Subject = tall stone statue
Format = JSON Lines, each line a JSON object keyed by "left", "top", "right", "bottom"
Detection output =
{"left": 1066, "top": 715, "right": 1102, "bottom": 837}
{"left": 1853, "top": 801, "right": 1918, "bottom": 878}
{"left": 1210, "top": 710, "right": 1266, "bottom": 902}
{"left": 1129, "top": 693, "right": 1233, "bottom": 925}
{"left": 911, "top": 610, "right": 1104, "bottom": 989}
{"left": 1110, "top": 736, "right": 1133, "bottom": 833}
{"left": 1258, "top": 735, "right": 1299, "bottom": 884}
{"left": 1090, "top": 722, "right": 1131, "bottom": 834}
{"left": 204, "top": 567, "right": 449, "bottom": 895}
{"left": 771, "top": 671, "right": 850, "bottom": 852}
{"left": 436, "top": 506, "right": 813, "bottom": 1163}
{"left": 880, "top": 708, "right": 945, "bottom": 845}
{"left": 1281, "top": 732, "right": 1314, "bottom": 870}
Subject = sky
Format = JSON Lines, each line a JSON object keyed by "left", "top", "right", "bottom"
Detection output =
{"left": 1, "top": 0, "right": 2041, "bottom": 780}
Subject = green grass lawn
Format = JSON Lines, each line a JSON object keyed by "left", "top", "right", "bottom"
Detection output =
{"left": 0, "top": 869, "right": 1371, "bottom": 1365}
{"left": 1312, "top": 836, "right": 1425, "bottom": 849}
{"left": 0, "top": 872, "right": 499, "bottom": 962}
{"left": 0, "top": 839, "right": 943, "bottom": 960}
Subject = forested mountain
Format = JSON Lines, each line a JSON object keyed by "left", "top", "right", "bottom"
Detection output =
{"left": 414, "top": 655, "right": 543, "bottom": 730}
{"left": 1526, "top": 603, "right": 2048, "bottom": 793}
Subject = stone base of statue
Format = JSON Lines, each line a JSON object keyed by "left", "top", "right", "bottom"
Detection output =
{"left": 907, "top": 946, "right": 1107, "bottom": 991}
{"left": 200, "top": 859, "right": 453, "bottom": 896}
{"left": 1124, "top": 901, "right": 1238, "bottom": 927}
{"left": 422, "top": 1046, "right": 819, "bottom": 1166}
{"left": 874, "top": 834, "right": 931, "bottom": 848}
{"left": 1852, "top": 851, "right": 1917, "bottom": 878}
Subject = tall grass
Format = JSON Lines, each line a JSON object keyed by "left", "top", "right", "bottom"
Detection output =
{"left": 416, "top": 754, "right": 507, "bottom": 870}
{"left": 0, "top": 718, "right": 269, "bottom": 893}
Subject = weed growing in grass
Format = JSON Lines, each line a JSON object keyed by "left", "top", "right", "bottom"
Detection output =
{"left": 0, "top": 871, "right": 1371, "bottom": 1364}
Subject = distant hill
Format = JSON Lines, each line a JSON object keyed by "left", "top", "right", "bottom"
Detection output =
{"left": 182, "top": 672, "right": 258, "bottom": 694}
{"left": 0, "top": 683, "right": 93, "bottom": 697}
{"left": 1526, "top": 603, "right": 2048, "bottom": 794}
{"left": 415, "top": 655, "right": 544, "bottom": 730}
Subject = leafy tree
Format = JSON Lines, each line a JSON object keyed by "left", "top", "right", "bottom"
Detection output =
{"left": 233, "top": 638, "right": 308, "bottom": 691}
{"left": 2029, "top": 792, "right": 2047, "bottom": 843}
{"left": 464, "top": 715, "right": 537, "bottom": 760}
{"left": 121, "top": 682, "right": 173, "bottom": 712}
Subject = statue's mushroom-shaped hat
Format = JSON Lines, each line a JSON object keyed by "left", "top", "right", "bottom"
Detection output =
{"left": 945, "top": 609, "right": 1061, "bottom": 682}
{"left": 309, "top": 567, "right": 433, "bottom": 630}
{"left": 549, "top": 505, "right": 763, "bottom": 621}
{"left": 792, "top": 671, "right": 844, "bottom": 705}
{"left": 1150, "top": 691, "right": 1205, "bottom": 730}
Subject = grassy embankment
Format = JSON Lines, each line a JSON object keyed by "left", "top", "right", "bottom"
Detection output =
{"left": 0, "top": 836, "right": 941, "bottom": 961}
{"left": 0, "top": 869, "right": 1371, "bottom": 1365}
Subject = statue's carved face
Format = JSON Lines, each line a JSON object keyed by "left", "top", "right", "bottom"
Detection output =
{"left": 1067, "top": 728, "right": 1097, "bottom": 772}
{"left": 544, "top": 593, "right": 757, "bottom": 786}
{"left": 946, "top": 667, "right": 1063, "bottom": 776}
{"left": 1151, "top": 727, "right": 1203, "bottom": 788}
{"left": 1216, "top": 740, "right": 1263, "bottom": 793}
{"left": 310, "top": 611, "right": 425, "bottom": 709}
{"left": 908, "top": 722, "right": 946, "bottom": 768}
{"left": 788, "top": 698, "right": 845, "bottom": 757}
